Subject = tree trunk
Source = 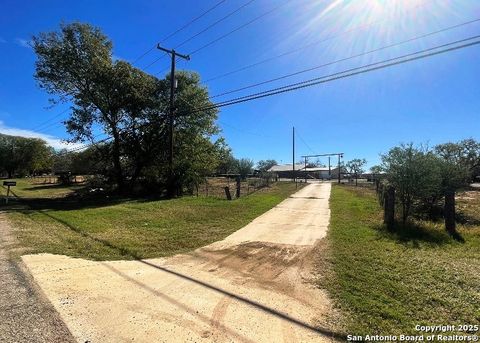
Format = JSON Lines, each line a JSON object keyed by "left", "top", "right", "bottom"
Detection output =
{"left": 236, "top": 177, "right": 241, "bottom": 198}
{"left": 224, "top": 186, "right": 232, "bottom": 200}
{"left": 130, "top": 162, "right": 144, "bottom": 192}
{"left": 444, "top": 190, "right": 457, "bottom": 236}
{"left": 111, "top": 128, "right": 124, "bottom": 193}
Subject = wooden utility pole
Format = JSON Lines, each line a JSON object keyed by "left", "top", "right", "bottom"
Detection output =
{"left": 304, "top": 156, "right": 307, "bottom": 184}
{"left": 292, "top": 127, "right": 296, "bottom": 187}
{"left": 328, "top": 156, "right": 331, "bottom": 176}
{"left": 157, "top": 44, "right": 190, "bottom": 197}
{"left": 338, "top": 154, "right": 341, "bottom": 184}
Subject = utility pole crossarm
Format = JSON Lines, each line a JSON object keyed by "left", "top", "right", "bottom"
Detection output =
{"left": 157, "top": 44, "right": 190, "bottom": 60}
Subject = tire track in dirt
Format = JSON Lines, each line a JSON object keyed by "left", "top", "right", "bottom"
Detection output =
{"left": 210, "top": 296, "right": 233, "bottom": 342}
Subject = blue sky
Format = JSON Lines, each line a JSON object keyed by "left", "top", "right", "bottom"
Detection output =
{"left": 0, "top": 0, "right": 479, "bottom": 169}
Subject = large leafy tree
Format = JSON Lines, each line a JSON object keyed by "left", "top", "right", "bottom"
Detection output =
{"left": 435, "top": 139, "right": 480, "bottom": 182}
{"left": 33, "top": 22, "right": 218, "bottom": 193}
{"left": 0, "top": 134, "right": 53, "bottom": 177}
{"left": 33, "top": 22, "right": 160, "bottom": 191}
{"left": 256, "top": 159, "right": 277, "bottom": 172}
{"left": 381, "top": 144, "right": 442, "bottom": 224}
{"left": 235, "top": 158, "right": 254, "bottom": 179}
{"left": 345, "top": 158, "right": 367, "bottom": 186}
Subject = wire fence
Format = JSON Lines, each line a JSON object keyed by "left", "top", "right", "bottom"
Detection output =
{"left": 197, "top": 176, "right": 274, "bottom": 199}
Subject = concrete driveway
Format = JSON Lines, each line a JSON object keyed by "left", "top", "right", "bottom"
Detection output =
{"left": 22, "top": 182, "right": 341, "bottom": 342}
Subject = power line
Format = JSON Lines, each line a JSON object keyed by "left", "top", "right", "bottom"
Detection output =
{"left": 161, "top": 0, "right": 227, "bottom": 43}
{"left": 295, "top": 129, "right": 315, "bottom": 154}
{"left": 203, "top": 0, "right": 430, "bottom": 83}
{"left": 52, "top": 103, "right": 170, "bottom": 155}
{"left": 132, "top": 45, "right": 158, "bottom": 65}
{"left": 187, "top": 35, "right": 480, "bottom": 112}
{"left": 36, "top": 122, "right": 65, "bottom": 135}
{"left": 218, "top": 120, "right": 275, "bottom": 139}
{"left": 148, "top": 0, "right": 280, "bottom": 71}
{"left": 133, "top": 0, "right": 227, "bottom": 65}
{"left": 188, "top": 0, "right": 290, "bottom": 56}
{"left": 210, "top": 17, "right": 480, "bottom": 99}
{"left": 31, "top": 108, "right": 69, "bottom": 131}
{"left": 143, "top": 52, "right": 169, "bottom": 70}
{"left": 175, "top": 0, "right": 256, "bottom": 50}
{"left": 54, "top": 35, "right": 480, "bottom": 156}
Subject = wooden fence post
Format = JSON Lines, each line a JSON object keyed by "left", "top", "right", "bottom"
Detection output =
{"left": 444, "top": 190, "right": 456, "bottom": 235}
{"left": 236, "top": 177, "right": 241, "bottom": 198}
{"left": 224, "top": 186, "right": 232, "bottom": 200}
{"left": 384, "top": 186, "right": 395, "bottom": 231}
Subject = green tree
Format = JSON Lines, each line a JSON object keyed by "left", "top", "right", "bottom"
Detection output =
{"left": 370, "top": 165, "right": 383, "bottom": 175}
{"left": 256, "top": 159, "right": 277, "bottom": 172}
{"left": 235, "top": 158, "right": 254, "bottom": 179}
{"left": 381, "top": 144, "right": 442, "bottom": 224}
{"left": 33, "top": 22, "right": 218, "bottom": 194}
{"left": 435, "top": 146, "right": 471, "bottom": 237}
{"left": 345, "top": 158, "right": 367, "bottom": 186}
{"left": 0, "top": 134, "right": 53, "bottom": 177}
{"left": 435, "top": 139, "right": 480, "bottom": 182}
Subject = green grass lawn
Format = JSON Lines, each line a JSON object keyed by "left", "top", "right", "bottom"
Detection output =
{"left": 321, "top": 185, "right": 480, "bottom": 336}
{"left": 7, "top": 181, "right": 302, "bottom": 260}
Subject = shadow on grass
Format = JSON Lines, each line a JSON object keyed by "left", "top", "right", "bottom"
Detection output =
{"left": 0, "top": 188, "right": 172, "bottom": 213}
{"left": 23, "top": 183, "right": 84, "bottom": 191}
{"left": 456, "top": 212, "right": 480, "bottom": 227}
{"left": 33, "top": 210, "right": 347, "bottom": 342}
{"left": 374, "top": 221, "right": 462, "bottom": 247}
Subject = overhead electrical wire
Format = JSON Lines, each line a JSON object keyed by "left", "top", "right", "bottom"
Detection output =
{"left": 210, "top": 17, "right": 480, "bottom": 99}
{"left": 153, "top": 0, "right": 427, "bottom": 76}
{"left": 188, "top": 35, "right": 480, "bottom": 112}
{"left": 135, "top": 0, "right": 227, "bottom": 66}
{"left": 187, "top": 0, "right": 290, "bottom": 56}
{"left": 203, "top": 0, "right": 430, "bottom": 83}
{"left": 33, "top": 1, "right": 452, "bottom": 132}
{"left": 295, "top": 129, "right": 315, "bottom": 154}
{"left": 175, "top": 0, "right": 256, "bottom": 49}
{"left": 150, "top": 0, "right": 283, "bottom": 72}
{"left": 147, "top": 0, "right": 256, "bottom": 70}
{"left": 160, "top": 0, "right": 227, "bottom": 43}
{"left": 30, "top": 108, "right": 69, "bottom": 132}
{"left": 57, "top": 34, "right": 480, "bottom": 156}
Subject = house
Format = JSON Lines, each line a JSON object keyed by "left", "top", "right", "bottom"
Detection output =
{"left": 268, "top": 164, "right": 340, "bottom": 179}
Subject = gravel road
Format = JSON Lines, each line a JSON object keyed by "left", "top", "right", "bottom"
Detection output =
{"left": 0, "top": 214, "right": 74, "bottom": 343}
